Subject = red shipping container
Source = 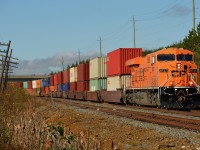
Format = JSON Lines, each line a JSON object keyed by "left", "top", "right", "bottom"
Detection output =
{"left": 57, "top": 71, "right": 63, "bottom": 84}
{"left": 45, "top": 87, "right": 49, "bottom": 94}
{"left": 77, "top": 63, "right": 89, "bottom": 81}
{"left": 54, "top": 74, "right": 58, "bottom": 85}
{"left": 77, "top": 81, "right": 89, "bottom": 91}
{"left": 107, "top": 48, "right": 142, "bottom": 76}
{"left": 70, "top": 82, "right": 77, "bottom": 91}
{"left": 50, "top": 75, "right": 54, "bottom": 86}
{"left": 28, "top": 81, "right": 32, "bottom": 89}
{"left": 41, "top": 87, "right": 45, "bottom": 93}
{"left": 9, "top": 82, "right": 23, "bottom": 88}
{"left": 63, "top": 69, "right": 70, "bottom": 83}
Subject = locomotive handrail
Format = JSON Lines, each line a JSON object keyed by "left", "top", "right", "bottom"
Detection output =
{"left": 160, "top": 76, "right": 172, "bottom": 87}
{"left": 189, "top": 74, "right": 200, "bottom": 88}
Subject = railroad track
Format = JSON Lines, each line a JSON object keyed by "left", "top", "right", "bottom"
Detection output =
{"left": 52, "top": 98, "right": 200, "bottom": 132}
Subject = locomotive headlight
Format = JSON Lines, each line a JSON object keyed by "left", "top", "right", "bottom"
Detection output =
{"left": 189, "top": 81, "right": 193, "bottom": 86}
{"left": 170, "top": 82, "right": 173, "bottom": 86}
{"left": 177, "top": 63, "right": 181, "bottom": 69}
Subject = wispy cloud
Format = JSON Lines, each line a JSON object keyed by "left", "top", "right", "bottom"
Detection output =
{"left": 13, "top": 51, "right": 100, "bottom": 75}
{"left": 162, "top": 4, "right": 190, "bottom": 17}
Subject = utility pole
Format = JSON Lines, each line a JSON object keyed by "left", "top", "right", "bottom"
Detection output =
{"left": 99, "top": 37, "right": 102, "bottom": 57}
{"left": 61, "top": 56, "right": 64, "bottom": 71}
{"left": 0, "top": 40, "right": 18, "bottom": 92}
{"left": 192, "top": 0, "right": 195, "bottom": 30}
{"left": 132, "top": 16, "right": 136, "bottom": 48}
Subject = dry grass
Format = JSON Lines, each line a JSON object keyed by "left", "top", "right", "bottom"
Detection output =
{"left": 0, "top": 86, "right": 101, "bottom": 150}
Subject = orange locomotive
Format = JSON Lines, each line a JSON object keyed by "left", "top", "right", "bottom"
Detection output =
{"left": 126, "top": 48, "right": 200, "bottom": 109}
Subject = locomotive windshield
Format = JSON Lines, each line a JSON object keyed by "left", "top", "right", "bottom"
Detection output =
{"left": 177, "top": 54, "right": 193, "bottom": 61}
{"left": 157, "top": 54, "right": 175, "bottom": 61}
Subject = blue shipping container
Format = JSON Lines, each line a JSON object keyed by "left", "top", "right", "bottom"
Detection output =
{"left": 58, "top": 84, "right": 63, "bottom": 92}
{"left": 41, "top": 78, "right": 50, "bottom": 87}
{"left": 63, "top": 83, "right": 70, "bottom": 91}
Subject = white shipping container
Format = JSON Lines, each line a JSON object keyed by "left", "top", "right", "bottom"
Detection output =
{"left": 32, "top": 80, "right": 37, "bottom": 89}
{"left": 90, "top": 57, "right": 107, "bottom": 79}
{"left": 107, "top": 75, "right": 131, "bottom": 91}
{"left": 70, "top": 67, "right": 77, "bottom": 82}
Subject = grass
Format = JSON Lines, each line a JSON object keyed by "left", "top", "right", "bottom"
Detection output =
{"left": 0, "top": 85, "right": 102, "bottom": 150}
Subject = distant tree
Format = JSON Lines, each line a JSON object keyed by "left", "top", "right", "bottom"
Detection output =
{"left": 67, "top": 64, "right": 70, "bottom": 69}
{"left": 142, "top": 50, "right": 154, "bottom": 57}
{"left": 49, "top": 71, "right": 54, "bottom": 75}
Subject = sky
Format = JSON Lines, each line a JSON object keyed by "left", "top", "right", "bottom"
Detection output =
{"left": 0, "top": 0, "right": 200, "bottom": 75}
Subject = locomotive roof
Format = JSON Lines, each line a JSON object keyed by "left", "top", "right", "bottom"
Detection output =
{"left": 126, "top": 48, "right": 194, "bottom": 67}
{"left": 150, "top": 48, "right": 193, "bottom": 55}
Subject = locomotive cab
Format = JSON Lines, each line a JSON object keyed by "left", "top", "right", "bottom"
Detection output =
{"left": 126, "top": 48, "right": 200, "bottom": 109}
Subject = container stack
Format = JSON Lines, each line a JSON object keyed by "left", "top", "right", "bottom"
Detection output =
{"left": 77, "top": 63, "right": 89, "bottom": 91}
{"left": 70, "top": 67, "right": 77, "bottom": 91}
{"left": 36, "top": 79, "right": 41, "bottom": 94}
{"left": 106, "top": 48, "right": 142, "bottom": 91}
{"left": 89, "top": 57, "right": 107, "bottom": 91}
{"left": 41, "top": 78, "right": 50, "bottom": 96}
{"left": 32, "top": 80, "right": 37, "bottom": 94}
{"left": 62, "top": 69, "right": 70, "bottom": 92}
{"left": 57, "top": 71, "right": 63, "bottom": 92}
{"left": 49, "top": 75, "right": 56, "bottom": 92}
{"left": 23, "top": 81, "right": 33, "bottom": 93}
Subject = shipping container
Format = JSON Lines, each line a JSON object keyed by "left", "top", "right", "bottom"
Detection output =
{"left": 41, "top": 87, "right": 45, "bottom": 96}
{"left": 28, "top": 81, "right": 32, "bottom": 89}
{"left": 45, "top": 87, "right": 49, "bottom": 95}
{"left": 70, "top": 82, "right": 77, "bottom": 91}
{"left": 107, "top": 75, "right": 131, "bottom": 91}
{"left": 63, "top": 69, "right": 70, "bottom": 83}
{"left": 54, "top": 74, "right": 58, "bottom": 85}
{"left": 89, "top": 57, "right": 107, "bottom": 79}
{"left": 23, "top": 81, "right": 28, "bottom": 89}
{"left": 36, "top": 80, "right": 41, "bottom": 88}
{"left": 77, "top": 81, "right": 89, "bottom": 91}
{"left": 50, "top": 75, "right": 54, "bottom": 86}
{"left": 107, "top": 48, "right": 142, "bottom": 76}
{"left": 70, "top": 67, "right": 77, "bottom": 82}
{"left": 58, "top": 84, "right": 63, "bottom": 92}
{"left": 32, "top": 80, "right": 37, "bottom": 88}
{"left": 77, "top": 63, "right": 89, "bottom": 81}
{"left": 63, "top": 83, "right": 70, "bottom": 91}
{"left": 41, "top": 78, "right": 50, "bottom": 87}
{"left": 8, "top": 82, "right": 23, "bottom": 88}
{"left": 57, "top": 71, "right": 63, "bottom": 84}
{"left": 50, "top": 86, "right": 57, "bottom": 92}
{"left": 89, "top": 78, "right": 107, "bottom": 91}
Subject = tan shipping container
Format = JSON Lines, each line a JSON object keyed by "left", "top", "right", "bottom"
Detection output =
{"left": 90, "top": 57, "right": 107, "bottom": 79}
{"left": 32, "top": 80, "right": 37, "bottom": 89}
{"left": 70, "top": 67, "right": 77, "bottom": 83}
{"left": 107, "top": 75, "right": 131, "bottom": 91}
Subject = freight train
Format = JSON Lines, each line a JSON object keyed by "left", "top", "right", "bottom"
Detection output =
{"left": 21, "top": 48, "right": 200, "bottom": 109}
